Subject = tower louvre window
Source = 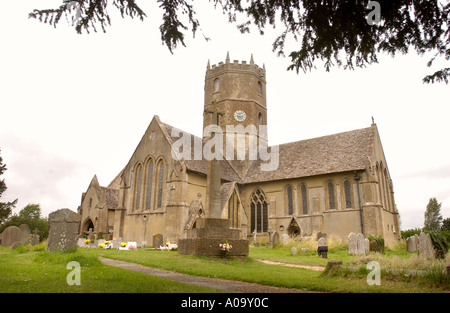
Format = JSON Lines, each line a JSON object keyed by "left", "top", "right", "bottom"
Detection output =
{"left": 213, "top": 78, "right": 219, "bottom": 92}
{"left": 257, "top": 81, "right": 262, "bottom": 94}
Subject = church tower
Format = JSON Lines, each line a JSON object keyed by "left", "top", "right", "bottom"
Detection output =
{"left": 203, "top": 52, "right": 268, "bottom": 178}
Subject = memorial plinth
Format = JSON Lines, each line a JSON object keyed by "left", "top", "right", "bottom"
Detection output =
{"left": 178, "top": 218, "right": 249, "bottom": 256}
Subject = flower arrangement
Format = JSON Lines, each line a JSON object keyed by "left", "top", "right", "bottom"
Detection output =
{"left": 159, "top": 241, "right": 178, "bottom": 251}
{"left": 85, "top": 239, "right": 90, "bottom": 244}
{"left": 120, "top": 242, "right": 127, "bottom": 247}
{"left": 219, "top": 241, "right": 232, "bottom": 256}
{"left": 99, "top": 241, "right": 112, "bottom": 249}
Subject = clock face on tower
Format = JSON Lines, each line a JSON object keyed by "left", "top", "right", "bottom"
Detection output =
{"left": 234, "top": 110, "right": 246, "bottom": 122}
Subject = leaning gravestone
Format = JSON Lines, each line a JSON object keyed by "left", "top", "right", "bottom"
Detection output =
{"left": 47, "top": 208, "right": 81, "bottom": 252}
{"left": 417, "top": 232, "right": 435, "bottom": 260}
{"left": 1, "top": 226, "right": 22, "bottom": 247}
{"left": 348, "top": 232, "right": 358, "bottom": 255}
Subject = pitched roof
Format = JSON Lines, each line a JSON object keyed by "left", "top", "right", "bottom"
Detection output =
{"left": 157, "top": 117, "right": 375, "bottom": 184}
{"left": 244, "top": 126, "right": 375, "bottom": 183}
{"left": 158, "top": 120, "right": 242, "bottom": 182}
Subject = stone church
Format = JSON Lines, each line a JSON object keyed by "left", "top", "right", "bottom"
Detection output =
{"left": 77, "top": 53, "right": 401, "bottom": 248}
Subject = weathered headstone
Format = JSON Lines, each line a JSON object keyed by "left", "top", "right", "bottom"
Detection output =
{"left": 272, "top": 231, "right": 280, "bottom": 247}
{"left": 417, "top": 232, "right": 435, "bottom": 260}
{"left": 19, "top": 224, "right": 31, "bottom": 244}
{"left": 356, "top": 233, "right": 366, "bottom": 255}
{"left": 1, "top": 226, "right": 22, "bottom": 247}
{"left": 348, "top": 232, "right": 357, "bottom": 255}
{"left": 406, "top": 235, "right": 418, "bottom": 252}
{"left": 31, "top": 229, "right": 40, "bottom": 246}
{"left": 112, "top": 237, "right": 123, "bottom": 249}
{"left": 77, "top": 238, "right": 87, "bottom": 248}
{"left": 291, "top": 247, "right": 297, "bottom": 255}
{"left": 364, "top": 238, "right": 370, "bottom": 254}
{"left": 316, "top": 232, "right": 327, "bottom": 241}
{"left": 153, "top": 233, "right": 164, "bottom": 248}
{"left": 282, "top": 233, "right": 290, "bottom": 244}
{"left": 318, "top": 237, "right": 326, "bottom": 246}
{"left": 47, "top": 208, "right": 81, "bottom": 252}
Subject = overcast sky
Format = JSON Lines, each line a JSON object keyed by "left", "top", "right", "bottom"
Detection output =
{"left": 1, "top": 1, "right": 449, "bottom": 230}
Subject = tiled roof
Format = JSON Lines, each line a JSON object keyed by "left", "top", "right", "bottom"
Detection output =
{"left": 159, "top": 119, "right": 375, "bottom": 184}
{"left": 244, "top": 126, "right": 375, "bottom": 183}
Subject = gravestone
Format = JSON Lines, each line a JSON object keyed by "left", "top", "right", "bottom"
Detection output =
{"left": 417, "top": 232, "right": 435, "bottom": 260}
{"left": 1, "top": 226, "right": 22, "bottom": 247}
{"left": 112, "top": 237, "right": 123, "bottom": 249}
{"left": 153, "top": 233, "right": 164, "bottom": 248}
{"left": 47, "top": 208, "right": 81, "bottom": 251}
{"left": 316, "top": 232, "right": 327, "bottom": 241}
{"left": 272, "top": 231, "right": 280, "bottom": 247}
{"left": 348, "top": 232, "right": 358, "bottom": 255}
{"left": 356, "top": 233, "right": 366, "bottom": 255}
{"left": 282, "top": 233, "right": 290, "bottom": 244}
{"left": 406, "top": 235, "right": 418, "bottom": 252}
{"left": 364, "top": 238, "right": 370, "bottom": 254}
{"left": 291, "top": 247, "right": 297, "bottom": 255}
{"left": 31, "top": 229, "right": 40, "bottom": 246}
{"left": 317, "top": 237, "right": 326, "bottom": 246}
{"left": 77, "top": 238, "right": 87, "bottom": 248}
{"left": 19, "top": 224, "right": 31, "bottom": 244}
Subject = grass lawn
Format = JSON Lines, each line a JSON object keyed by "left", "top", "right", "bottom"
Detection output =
{"left": 0, "top": 247, "right": 222, "bottom": 293}
{"left": 1, "top": 243, "right": 448, "bottom": 293}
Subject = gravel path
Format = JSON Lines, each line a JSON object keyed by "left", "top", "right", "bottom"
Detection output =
{"left": 99, "top": 257, "right": 314, "bottom": 293}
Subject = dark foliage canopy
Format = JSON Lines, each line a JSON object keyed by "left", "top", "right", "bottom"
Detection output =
{"left": 29, "top": 0, "right": 450, "bottom": 83}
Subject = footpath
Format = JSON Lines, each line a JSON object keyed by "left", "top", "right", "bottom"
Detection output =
{"left": 99, "top": 257, "right": 314, "bottom": 293}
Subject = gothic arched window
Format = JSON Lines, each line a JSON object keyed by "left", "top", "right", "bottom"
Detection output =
{"left": 228, "top": 190, "right": 239, "bottom": 228}
{"left": 134, "top": 164, "right": 143, "bottom": 211}
{"left": 257, "top": 81, "right": 262, "bottom": 94}
{"left": 156, "top": 160, "right": 165, "bottom": 209}
{"left": 328, "top": 181, "right": 335, "bottom": 210}
{"left": 344, "top": 180, "right": 352, "bottom": 208}
{"left": 250, "top": 188, "right": 268, "bottom": 233}
{"left": 301, "top": 184, "right": 308, "bottom": 215}
{"left": 286, "top": 185, "right": 293, "bottom": 215}
{"left": 145, "top": 159, "right": 154, "bottom": 211}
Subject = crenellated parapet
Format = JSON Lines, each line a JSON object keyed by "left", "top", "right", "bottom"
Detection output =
{"left": 205, "top": 52, "right": 266, "bottom": 82}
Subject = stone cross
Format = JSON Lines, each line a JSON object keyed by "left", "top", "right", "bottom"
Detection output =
{"left": 204, "top": 100, "right": 224, "bottom": 219}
